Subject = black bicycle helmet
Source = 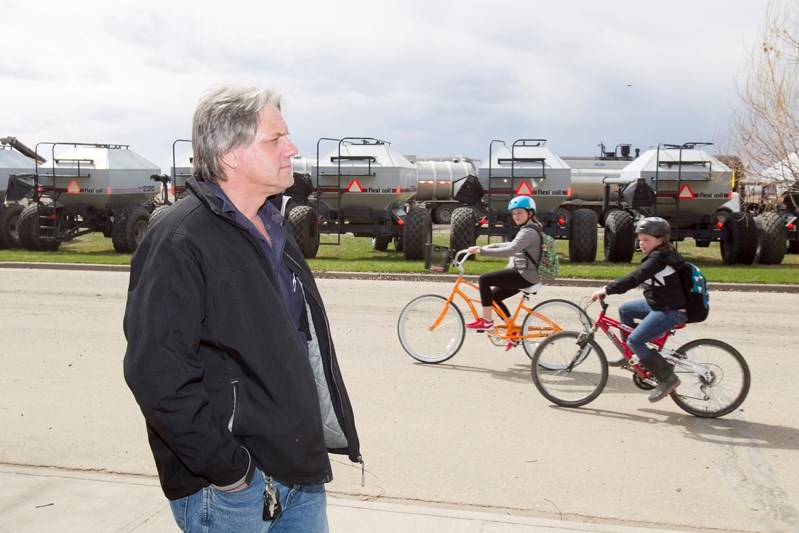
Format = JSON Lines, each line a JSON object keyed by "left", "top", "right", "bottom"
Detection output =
{"left": 634, "top": 216, "right": 670, "bottom": 239}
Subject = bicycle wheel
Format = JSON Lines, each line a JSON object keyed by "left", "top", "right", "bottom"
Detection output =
{"left": 397, "top": 295, "right": 465, "bottom": 363}
{"left": 522, "top": 299, "right": 593, "bottom": 360}
{"left": 669, "top": 338, "right": 750, "bottom": 418}
{"left": 531, "top": 331, "right": 608, "bottom": 407}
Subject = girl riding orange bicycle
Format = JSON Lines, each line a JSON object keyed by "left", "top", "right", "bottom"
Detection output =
{"left": 466, "top": 195, "right": 543, "bottom": 335}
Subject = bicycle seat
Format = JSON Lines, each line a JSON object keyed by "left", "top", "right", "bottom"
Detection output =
{"left": 520, "top": 283, "right": 542, "bottom": 295}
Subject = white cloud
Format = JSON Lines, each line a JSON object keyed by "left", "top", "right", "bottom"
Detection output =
{"left": 1, "top": 0, "right": 772, "bottom": 171}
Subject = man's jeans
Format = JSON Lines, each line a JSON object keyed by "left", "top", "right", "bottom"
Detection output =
{"left": 169, "top": 468, "right": 328, "bottom": 533}
{"left": 618, "top": 299, "right": 687, "bottom": 361}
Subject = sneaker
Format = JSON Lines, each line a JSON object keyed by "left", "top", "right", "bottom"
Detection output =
{"left": 648, "top": 374, "right": 681, "bottom": 403}
{"left": 466, "top": 318, "right": 494, "bottom": 330}
{"left": 504, "top": 333, "right": 521, "bottom": 352}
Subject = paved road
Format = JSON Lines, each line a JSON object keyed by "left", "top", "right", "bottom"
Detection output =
{"left": 1, "top": 268, "right": 797, "bottom": 532}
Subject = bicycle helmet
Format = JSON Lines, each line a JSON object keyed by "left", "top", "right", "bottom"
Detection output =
{"left": 508, "top": 196, "right": 536, "bottom": 212}
{"left": 634, "top": 216, "right": 670, "bottom": 239}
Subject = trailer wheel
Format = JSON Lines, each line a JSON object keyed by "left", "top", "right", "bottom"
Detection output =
{"left": 433, "top": 204, "right": 455, "bottom": 224}
{"left": 393, "top": 235, "right": 404, "bottom": 252}
{"left": 568, "top": 208, "right": 598, "bottom": 263}
{"left": 0, "top": 203, "right": 9, "bottom": 248}
{"left": 287, "top": 205, "right": 320, "bottom": 258}
{"left": 721, "top": 212, "right": 758, "bottom": 265}
{"left": 603, "top": 210, "right": 635, "bottom": 263}
{"left": 18, "top": 204, "right": 60, "bottom": 251}
{"left": 112, "top": 206, "right": 150, "bottom": 254}
{"left": 148, "top": 205, "right": 170, "bottom": 228}
{"left": 403, "top": 207, "right": 432, "bottom": 260}
{"left": 0, "top": 203, "right": 24, "bottom": 249}
{"left": 450, "top": 207, "right": 477, "bottom": 253}
{"left": 371, "top": 235, "right": 391, "bottom": 251}
{"left": 788, "top": 240, "right": 799, "bottom": 254}
{"left": 754, "top": 211, "right": 787, "bottom": 265}
{"left": 18, "top": 204, "right": 40, "bottom": 251}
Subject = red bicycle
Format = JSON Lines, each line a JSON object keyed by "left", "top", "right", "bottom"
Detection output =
{"left": 530, "top": 297, "right": 750, "bottom": 418}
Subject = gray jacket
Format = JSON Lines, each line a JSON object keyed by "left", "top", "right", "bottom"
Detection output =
{"left": 479, "top": 221, "right": 542, "bottom": 284}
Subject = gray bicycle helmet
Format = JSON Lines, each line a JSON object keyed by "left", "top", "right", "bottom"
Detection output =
{"left": 634, "top": 216, "right": 670, "bottom": 239}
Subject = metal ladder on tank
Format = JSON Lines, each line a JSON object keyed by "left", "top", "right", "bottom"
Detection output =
{"left": 653, "top": 142, "right": 713, "bottom": 226}
{"left": 486, "top": 138, "right": 547, "bottom": 243}
{"left": 314, "top": 137, "right": 379, "bottom": 245}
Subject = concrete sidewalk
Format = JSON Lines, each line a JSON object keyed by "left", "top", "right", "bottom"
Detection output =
{"left": 0, "top": 465, "right": 691, "bottom": 533}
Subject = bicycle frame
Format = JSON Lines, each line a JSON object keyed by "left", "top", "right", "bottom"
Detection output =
{"left": 428, "top": 252, "right": 560, "bottom": 343}
{"left": 591, "top": 301, "right": 676, "bottom": 380}
{"left": 590, "top": 299, "right": 713, "bottom": 382}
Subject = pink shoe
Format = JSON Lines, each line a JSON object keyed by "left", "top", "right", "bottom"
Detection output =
{"left": 466, "top": 318, "right": 494, "bottom": 330}
{"left": 505, "top": 333, "right": 521, "bottom": 352}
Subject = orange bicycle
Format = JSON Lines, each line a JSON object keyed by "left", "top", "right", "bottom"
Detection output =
{"left": 397, "top": 246, "right": 591, "bottom": 364}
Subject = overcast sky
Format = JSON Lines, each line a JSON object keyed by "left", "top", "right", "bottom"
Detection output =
{"left": 1, "top": 0, "right": 772, "bottom": 172}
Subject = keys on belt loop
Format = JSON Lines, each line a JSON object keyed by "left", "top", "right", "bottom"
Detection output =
{"left": 262, "top": 473, "right": 282, "bottom": 521}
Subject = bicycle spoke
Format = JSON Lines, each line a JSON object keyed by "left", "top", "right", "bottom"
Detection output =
{"left": 668, "top": 339, "right": 750, "bottom": 418}
{"left": 398, "top": 295, "right": 465, "bottom": 364}
{"left": 531, "top": 331, "right": 608, "bottom": 408}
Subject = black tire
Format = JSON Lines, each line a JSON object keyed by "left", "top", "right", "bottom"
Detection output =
{"left": 433, "top": 204, "right": 454, "bottom": 224}
{"left": 287, "top": 205, "right": 320, "bottom": 258}
{"left": 449, "top": 207, "right": 477, "bottom": 253}
{"left": 402, "top": 207, "right": 432, "bottom": 260}
{"left": 371, "top": 235, "right": 391, "bottom": 251}
{"left": 754, "top": 212, "right": 787, "bottom": 265}
{"left": 393, "top": 235, "right": 404, "bottom": 252}
{"left": 397, "top": 295, "right": 465, "bottom": 363}
{"left": 18, "top": 204, "right": 39, "bottom": 250}
{"left": 148, "top": 204, "right": 170, "bottom": 228}
{"left": 788, "top": 239, "right": 799, "bottom": 254}
{"left": 603, "top": 210, "right": 635, "bottom": 263}
{"left": 0, "top": 203, "right": 24, "bottom": 249}
{"left": 669, "top": 338, "right": 750, "bottom": 418}
{"left": 112, "top": 206, "right": 150, "bottom": 254}
{"left": 568, "top": 208, "right": 598, "bottom": 263}
{"left": 721, "top": 212, "right": 758, "bottom": 265}
{"left": 0, "top": 204, "right": 8, "bottom": 249}
{"left": 531, "top": 330, "right": 609, "bottom": 408}
{"left": 17, "top": 204, "right": 60, "bottom": 251}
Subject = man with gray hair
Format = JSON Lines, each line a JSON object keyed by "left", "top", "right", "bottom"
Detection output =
{"left": 124, "top": 86, "right": 361, "bottom": 532}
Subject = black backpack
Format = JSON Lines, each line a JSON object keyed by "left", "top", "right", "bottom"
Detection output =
{"left": 679, "top": 262, "right": 710, "bottom": 323}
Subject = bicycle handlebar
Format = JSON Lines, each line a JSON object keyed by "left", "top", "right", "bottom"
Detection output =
{"left": 452, "top": 249, "right": 473, "bottom": 274}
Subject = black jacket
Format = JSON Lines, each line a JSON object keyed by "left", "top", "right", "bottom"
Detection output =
{"left": 605, "top": 249, "right": 687, "bottom": 310}
{"left": 123, "top": 177, "right": 360, "bottom": 500}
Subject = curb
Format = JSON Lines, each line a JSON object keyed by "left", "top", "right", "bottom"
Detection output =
{"left": 1, "top": 261, "right": 797, "bottom": 293}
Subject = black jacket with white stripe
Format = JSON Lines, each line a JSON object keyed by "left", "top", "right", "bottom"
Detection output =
{"left": 605, "top": 249, "right": 687, "bottom": 311}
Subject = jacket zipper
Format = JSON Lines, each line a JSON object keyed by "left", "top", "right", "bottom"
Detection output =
{"left": 228, "top": 379, "right": 239, "bottom": 433}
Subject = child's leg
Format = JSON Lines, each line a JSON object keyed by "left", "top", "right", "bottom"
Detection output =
{"left": 477, "top": 270, "right": 529, "bottom": 321}
{"left": 627, "top": 309, "right": 686, "bottom": 402}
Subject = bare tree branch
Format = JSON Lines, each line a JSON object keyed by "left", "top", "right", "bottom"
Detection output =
{"left": 730, "top": 0, "right": 799, "bottom": 211}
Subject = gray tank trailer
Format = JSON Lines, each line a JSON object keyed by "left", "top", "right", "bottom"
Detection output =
{"left": 448, "top": 139, "right": 599, "bottom": 262}
{"left": 167, "top": 139, "right": 193, "bottom": 203}
{"left": 602, "top": 142, "right": 758, "bottom": 264}
{"left": 286, "top": 137, "right": 432, "bottom": 260}
{"left": 411, "top": 157, "right": 478, "bottom": 224}
{"left": 559, "top": 143, "right": 639, "bottom": 223}
{"left": 10, "top": 142, "right": 162, "bottom": 253}
{"left": 0, "top": 137, "right": 40, "bottom": 248}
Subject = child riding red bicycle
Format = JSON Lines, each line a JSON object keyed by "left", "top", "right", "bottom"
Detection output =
{"left": 590, "top": 216, "right": 686, "bottom": 403}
